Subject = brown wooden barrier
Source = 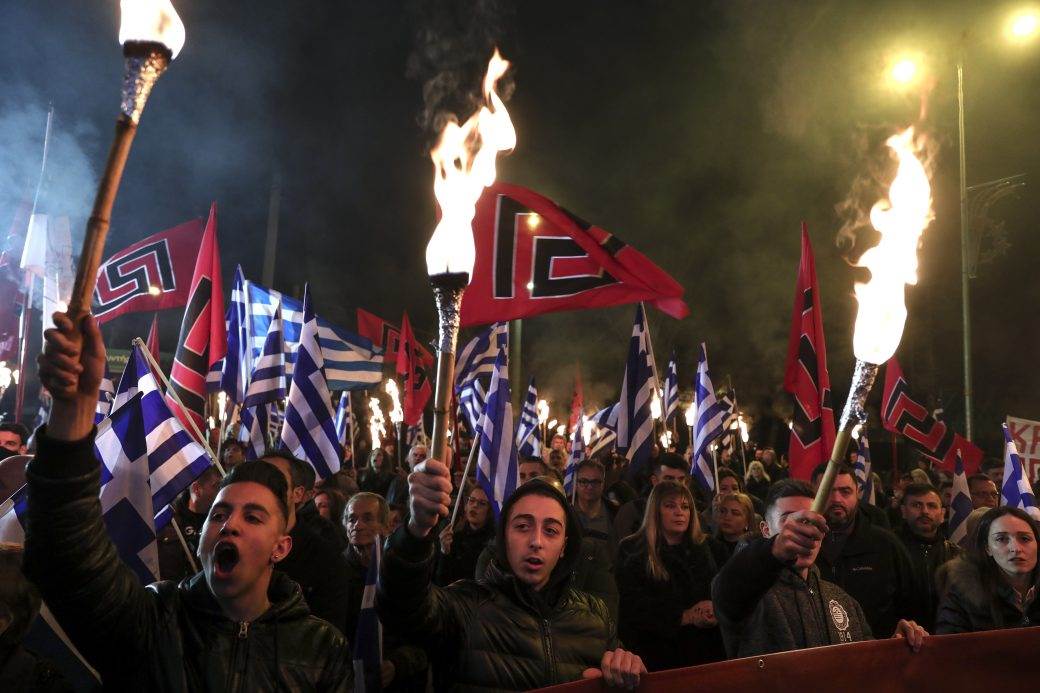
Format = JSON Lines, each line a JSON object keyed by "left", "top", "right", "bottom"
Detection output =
{"left": 534, "top": 627, "right": 1040, "bottom": 692}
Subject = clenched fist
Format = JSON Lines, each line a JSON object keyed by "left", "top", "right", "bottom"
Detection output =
{"left": 406, "top": 458, "right": 453, "bottom": 539}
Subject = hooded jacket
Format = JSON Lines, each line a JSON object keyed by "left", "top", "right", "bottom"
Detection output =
{"left": 935, "top": 557, "right": 1040, "bottom": 634}
{"left": 895, "top": 522, "right": 961, "bottom": 631}
{"left": 377, "top": 478, "right": 618, "bottom": 691}
{"left": 713, "top": 537, "right": 873, "bottom": 658}
{"left": 23, "top": 428, "right": 352, "bottom": 691}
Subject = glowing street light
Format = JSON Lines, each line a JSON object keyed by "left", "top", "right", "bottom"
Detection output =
{"left": 890, "top": 58, "right": 919, "bottom": 85}
{"left": 1007, "top": 9, "right": 1040, "bottom": 42}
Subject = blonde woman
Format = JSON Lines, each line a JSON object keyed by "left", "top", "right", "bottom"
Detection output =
{"left": 745, "top": 460, "right": 771, "bottom": 501}
{"left": 614, "top": 481, "right": 725, "bottom": 671}
{"left": 713, "top": 492, "right": 759, "bottom": 566}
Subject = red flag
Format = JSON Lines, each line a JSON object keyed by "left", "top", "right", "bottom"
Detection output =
{"left": 783, "top": 224, "right": 836, "bottom": 481}
{"left": 93, "top": 219, "right": 206, "bottom": 324}
{"left": 357, "top": 308, "right": 434, "bottom": 364}
{"left": 395, "top": 312, "right": 431, "bottom": 427}
{"left": 881, "top": 357, "right": 983, "bottom": 474}
{"left": 460, "top": 183, "right": 689, "bottom": 327}
{"left": 166, "top": 204, "right": 226, "bottom": 436}
{"left": 146, "top": 314, "right": 160, "bottom": 361}
{"left": 569, "top": 369, "right": 584, "bottom": 436}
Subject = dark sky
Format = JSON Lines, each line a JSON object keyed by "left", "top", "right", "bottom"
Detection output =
{"left": 1, "top": 0, "right": 1036, "bottom": 456}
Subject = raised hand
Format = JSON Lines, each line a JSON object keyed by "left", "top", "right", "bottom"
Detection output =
{"left": 771, "top": 509, "right": 828, "bottom": 564}
{"left": 406, "top": 458, "right": 452, "bottom": 539}
{"left": 37, "top": 312, "right": 106, "bottom": 441}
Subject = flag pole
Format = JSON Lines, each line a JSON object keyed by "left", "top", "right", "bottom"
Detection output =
{"left": 133, "top": 337, "right": 225, "bottom": 476}
{"left": 449, "top": 441, "right": 480, "bottom": 528}
{"left": 169, "top": 515, "right": 199, "bottom": 573}
{"left": 349, "top": 391, "right": 358, "bottom": 468}
{"left": 639, "top": 302, "right": 663, "bottom": 392}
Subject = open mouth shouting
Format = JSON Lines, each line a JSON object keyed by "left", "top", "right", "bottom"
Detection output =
{"left": 213, "top": 541, "right": 241, "bottom": 579}
{"left": 521, "top": 555, "right": 545, "bottom": 573}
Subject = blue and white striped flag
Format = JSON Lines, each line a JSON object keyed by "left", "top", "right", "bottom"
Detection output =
{"left": 243, "top": 302, "right": 286, "bottom": 408}
{"left": 455, "top": 322, "right": 508, "bottom": 433}
{"left": 2, "top": 351, "right": 211, "bottom": 584}
{"left": 112, "top": 346, "right": 160, "bottom": 413}
{"left": 280, "top": 286, "right": 342, "bottom": 479}
{"left": 475, "top": 349, "right": 518, "bottom": 520}
{"left": 691, "top": 343, "right": 732, "bottom": 493}
{"left": 663, "top": 350, "right": 679, "bottom": 423}
{"left": 95, "top": 362, "right": 115, "bottom": 424}
{"left": 246, "top": 281, "right": 383, "bottom": 391}
{"left": 852, "top": 434, "right": 875, "bottom": 505}
{"left": 516, "top": 377, "right": 542, "bottom": 458}
{"left": 1001, "top": 423, "right": 1040, "bottom": 521}
{"left": 564, "top": 415, "right": 585, "bottom": 497}
{"left": 211, "top": 265, "right": 251, "bottom": 403}
{"left": 238, "top": 404, "right": 269, "bottom": 460}
{"left": 335, "top": 391, "right": 353, "bottom": 449}
{"left": 616, "top": 306, "right": 654, "bottom": 476}
{"left": 587, "top": 403, "right": 619, "bottom": 458}
{"left": 948, "top": 451, "right": 974, "bottom": 547}
{"left": 352, "top": 538, "right": 383, "bottom": 692}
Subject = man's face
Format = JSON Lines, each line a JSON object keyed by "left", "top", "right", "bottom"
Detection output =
{"left": 314, "top": 493, "right": 332, "bottom": 520}
{"left": 984, "top": 466, "right": 1004, "bottom": 488}
{"left": 550, "top": 435, "right": 567, "bottom": 452}
{"left": 762, "top": 450, "right": 776, "bottom": 466}
{"left": 518, "top": 462, "right": 546, "bottom": 485}
{"left": 223, "top": 444, "right": 245, "bottom": 470}
{"left": 575, "top": 467, "right": 605, "bottom": 504}
{"left": 409, "top": 445, "right": 428, "bottom": 470}
{"left": 191, "top": 473, "right": 222, "bottom": 513}
{"left": 718, "top": 476, "right": 740, "bottom": 496}
{"left": 547, "top": 451, "right": 567, "bottom": 473}
{"left": 346, "top": 497, "right": 386, "bottom": 550}
{"left": 764, "top": 496, "right": 821, "bottom": 569}
{"left": 824, "top": 473, "right": 859, "bottom": 529}
{"left": 651, "top": 466, "right": 687, "bottom": 486}
{"left": 901, "top": 492, "right": 944, "bottom": 540}
{"left": 505, "top": 494, "right": 567, "bottom": 591}
{"left": 969, "top": 478, "right": 999, "bottom": 509}
{"left": 0, "top": 432, "right": 25, "bottom": 456}
{"left": 200, "top": 482, "right": 291, "bottom": 602}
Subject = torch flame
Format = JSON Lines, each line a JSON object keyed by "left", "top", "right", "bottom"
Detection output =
{"left": 119, "top": 0, "right": 186, "bottom": 59}
{"left": 426, "top": 49, "right": 516, "bottom": 277}
{"left": 536, "top": 399, "right": 549, "bottom": 424}
{"left": 582, "top": 415, "right": 595, "bottom": 446}
{"left": 368, "top": 398, "right": 386, "bottom": 448}
{"left": 852, "top": 127, "right": 932, "bottom": 364}
{"left": 385, "top": 380, "right": 404, "bottom": 425}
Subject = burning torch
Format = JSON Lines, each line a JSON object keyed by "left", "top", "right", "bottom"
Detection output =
{"left": 425, "top": 50, "right": 515, "bottom": 470}
{"left": 812, "top": 127, "right": 933, "bottom": 513}
{"left": 67, "top": 0, "right": 186, "bottom": 319}
{"left": 386, "top": 379, "right": 405, "bottom": 470}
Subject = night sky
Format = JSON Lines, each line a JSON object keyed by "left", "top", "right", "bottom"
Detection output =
{"left": 1, "top": 1, "right": 1037, "bottom": 459}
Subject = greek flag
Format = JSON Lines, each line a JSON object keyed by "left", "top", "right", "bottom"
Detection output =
{"left": 948, "top": 451, "right": 974, "bottom": 547}
{"left": 352, "top": 539, "right": 382, "bottom": 692}
{"left": 663, "top": 350, "right": 679, "bottom": 422}
{"left": 113, "top": 346, "right": 160, "bottom": 412}
{"left": 247, "top": 281, "right": 384, "bottom": 391}
{"left": 475, "top": 348, "right": 518, "bottom": 520}
{"left": 852, "top": 435, "right": 875, "bottom": 505}
{"left": 335, "top": 391, "right": 353, "bottom": 449}
{"left": 280, "top": 287, "right": 342, "bottom": 479}
{"left": 455, "top": 322, "right": 508, "bottom": 433}
{"left": 691, "top": 343, "right": 731, "bottom": 493}
{"left": 564, "top": 415, "right": 585, "bottom": 497}
{"left": 516, "top": 377, "right": 542, "bottom": 458}
{"left": 238, "top": 405, "right": 269, "bottom": 460}
{"left": 243, "top": 302, "right": 286, "bottom": 407}
{"left": 211, "top": 265, "right": 251, "bottom": 403}
{"left": 616, "top": 305, "right": 654, "bottom": 475}
{"left": 95, "top": 362, "right": 115, "bottom": 424}
{"left": 1001, "top": 423, "right": 1040, "bottom": 521}
{"left": 587, "top": 403, "right": 619, "bottom": 457}
{"left": 4, "top": 344, "right": 214, "bottom": 583}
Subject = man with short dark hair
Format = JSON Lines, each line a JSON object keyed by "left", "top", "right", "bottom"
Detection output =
{"left": 25, "top": 310, "right": 351, "bottom": 690}
{"left": 811, "top": 461, "right": 889, "bottom": 529}
{"left": 896, "top": 483, "right": 961, "bottom": 631}
{"left": 712, "top": 479, "right": 927, "bottom": 657}
{"left": 379, "top": 461, "right": 645, "bottom": 689}
{"left": 518, "top": 457, "right": 549, "bottom": 485}
{"left": 814, "top": 464, "right": 920, "bottom": 638}
{"left": 967, "top": 473, "right": 999, "bottom": 510}
{"left": 574, "top": 460, "right": 618, "bottom": 558}
{"left": 157, "top": 465, "right": 222, "bottom": 582}
{"left": 613, "top": 453, "right": 688, "bottom": 540}
{"left": 0, "top": 422, "right": 28, "bottom": 459}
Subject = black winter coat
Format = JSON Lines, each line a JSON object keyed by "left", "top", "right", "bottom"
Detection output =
{"left": 434, "top": 521, "right": 495, "bottom": 587}
{"left": 378, "top": 526, "right": 618, "bottom": 691}
{"left": 815, "top": 512, "right": 920, "bottom": 638}
{"left": 935, "top": 557, "right": 1040, "bottom": 634}
{"left": 895, "top": 523, "right": 962, "bottom": 631}
{"left": 277, "top": 509, "right": 353, "bottom": 636}
{"left": 615, "top": 535, "right": 724, "bottom": 671}
{"left": 22, "top": 428, "right": 352, "bottom": 691}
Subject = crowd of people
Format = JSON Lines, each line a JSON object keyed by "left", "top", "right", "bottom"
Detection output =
{"left": 0, "top": 314, "right": 1037, "bottom": 691}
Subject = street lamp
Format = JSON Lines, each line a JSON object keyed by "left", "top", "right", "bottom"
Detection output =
{"left": 1007, "top": 9, "right": 1040, "bottom": 42}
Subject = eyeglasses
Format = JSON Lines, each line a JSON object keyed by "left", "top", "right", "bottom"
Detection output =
{"left": 467, "top": 497, "right": 490, "bottom": 507}
{"left": 576, "top": 478, "right": 603, "bottom": 487}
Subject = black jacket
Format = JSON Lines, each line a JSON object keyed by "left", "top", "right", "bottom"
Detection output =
{"left": 815, "top": 511, "right": 920, "bottom": 637}
{"left": 434, "top": 521, "right": 495, "bottom": 587}
{"left": 0, "top": 644, "right": 72, "bottom": 693}
{"left": 276, "top": 507, "right": 353, "bottom": 636}
{"left": 22, "top": 428, "right": 352, "bottom": 691}
{"left": 297, "top": 499, "right": 348, "bottom": 553}
{"left": 895, "top": 523, "right": 962, "bottom": 631}
{"left": 614, "top": 534, "right": 724, "bottom": 671}
{"left": 935, "top": 557, "right": 1040, "bottom": 634}
{"left": 712, "top": 537, "right": 873, "bottom": 657}
{"left": 156, "top": 492, "right": 207, "bottom": 583}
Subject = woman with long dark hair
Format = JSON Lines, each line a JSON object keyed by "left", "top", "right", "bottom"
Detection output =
{"left": 434, "top": 484, "right": 496, "bottom": 586}
{"left": 936, "top": 506, "right": 1040, "bottom": 633}
{"left": 615, "top": 480, "right": 724, "bottom": 671}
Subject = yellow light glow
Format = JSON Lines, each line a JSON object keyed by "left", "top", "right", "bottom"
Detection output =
{"left": 119, "top": 0, "right": 186, "bottom": 58}
{"left": 1008, "top": 10, "right": 1040, "bottom": 41}
{"left": 555, "top": 424, "right": 566, "bottom": 436}
{"left": 650, "top": 389, "right": 662, "bottom": 420}
{"left": 148, "top": 285, "right": 162, "bottom": 296}
{"left": 853, "top": 127, "right": 933, "bottom": 364}
{"left": 890, "top": 58, "right": 918, "bottom": 85}
{"left": 426, "top": 49, "right": 516, "bottom": 277}
{"left": 547, "top": 418, "right": 558, "bottom": 431}
{"left": 369, "top": 398, "right": 386, "bottom": 446}
{"left": 526, "top": 213, "right": 541, "bottom": 230}
{"left": 582, "top": 416, "right": 595, "bottom": 446}
{"left": 385, "top": 380, "right": 403, "bottom": 424}
{"left": 684, "top": 402, "right": 696, "bottom": 428}
{"left": 537, "top": 399, "right": 550, "bottom": 424}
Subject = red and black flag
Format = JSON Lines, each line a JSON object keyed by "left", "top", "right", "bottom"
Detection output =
{"left": 881, "top": 357, "right": 983, "bottom": 474}
{"left": 783, "top": 224, "right": 836, "bottom": 481}
{"left": 166, "top": 204, "right": 226, "bottom": 436}
{"left": 93, "top": 218, "right": 206, "bottom": 324}
{"left": 356, "top": 308, "right": 434, "bottom": 364}
{"left": 395, "top": 312, "right": 431, "bottom": 427}
{"left": 460, "top": 183, "right": 689, "bottom": 327}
